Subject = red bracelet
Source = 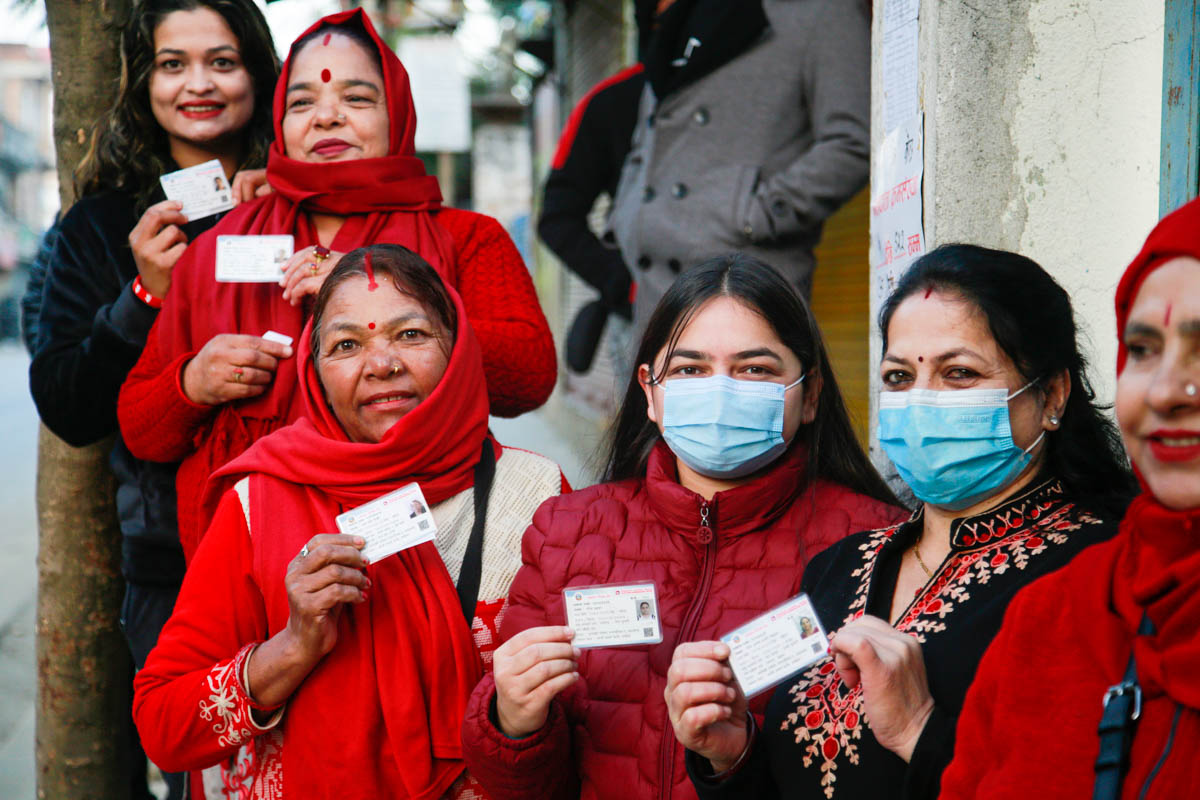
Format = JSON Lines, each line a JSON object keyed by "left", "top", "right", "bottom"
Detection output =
{"left": 132, "top": 276, "right": 163, "bottom": 309}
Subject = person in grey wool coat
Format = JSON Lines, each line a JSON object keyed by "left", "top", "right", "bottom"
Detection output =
{"left": 607, "top": 0, "right": 871, "bottom": 331}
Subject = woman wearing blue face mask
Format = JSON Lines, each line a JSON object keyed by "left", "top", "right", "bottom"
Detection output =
{"left": 668, "top": 244, "right": 1138, "bottom": 800}
{"left": 459, "top": 254, "right": 905, "bottom": 800}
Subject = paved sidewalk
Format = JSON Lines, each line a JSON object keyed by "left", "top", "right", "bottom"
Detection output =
{"left": 0, "top": 343, "right": 39, "bottom": 800}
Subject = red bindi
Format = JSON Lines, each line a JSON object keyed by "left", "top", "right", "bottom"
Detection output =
{"left": 321, "top": 68, "right": 331, "bottom": 83}
{"left": 1164, "top": 303, "right": 1172, "bottom": 326}
{"left": 364, "top": 251, "right": 379, "bottom": 292}
{"left": 322, "top": 33, "right": 331, "bottom": 46}
{"left": 918, "top": 356, "right": 924, "bottom": 363}
{"left": 368, "top": 322, "right": 375, "bottom": 330}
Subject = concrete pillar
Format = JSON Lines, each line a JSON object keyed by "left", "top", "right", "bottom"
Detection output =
{"left": 869, "top": 0, "right": 1165, "bottom": 463}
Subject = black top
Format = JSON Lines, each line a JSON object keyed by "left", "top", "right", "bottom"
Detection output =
{"left": 29, "top": 188, "right": 222, "bottom": 586}
{"left": 689, "top": 478, "right": 1119, "bottom": 800}
{"left": 537, "top": 66, "right": 645, "bottom": 310}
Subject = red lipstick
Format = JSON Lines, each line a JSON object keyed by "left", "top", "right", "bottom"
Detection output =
{"left": 1146, "top": 429, "right": 1200, "bottom": 462}
{"left": 179, "top": 102, "right": 225, "bottom": 119}
{"left": 312, "top": 138, "right": 351, "bottom": 156}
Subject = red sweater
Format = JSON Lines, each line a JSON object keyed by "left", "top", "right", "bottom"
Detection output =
{"left": 118, "top": 207, "right": 556, "bottom": 559}
{"left": 460, "top": 442, "right": 906, "bottom": 800}
{"left": 941, "top": 532, "right": 1200, "bottom": 799}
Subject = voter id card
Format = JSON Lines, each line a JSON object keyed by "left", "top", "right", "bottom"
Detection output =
{"left": 563, "top": 582, "right": 663, "bottom": 649}
{"left": 215, "top": 235, "right": 293, "bottom": 282}
{"left": 335, "top": 483, "right": 437, "bottom": 564}
{"left": 721, "top": 593, "right": 829, "bottom": 698}
{"left": 160, "top": 159, "right": 234, "bottom": 221}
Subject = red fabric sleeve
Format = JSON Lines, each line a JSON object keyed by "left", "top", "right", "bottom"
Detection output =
{"left": 439, "top": 209, "right": 557, "bottom": 418}
{"left": 939, "top": 588, "right": 1029, "bottom": 799}
{"left": 133, "top": 490, "right": 275, "bottom": 773}
{"left": 461, "top": 675, "right": 578, "bottom": 800}
{"left": 118, "top": 316, "right": 215, "bottom": 463}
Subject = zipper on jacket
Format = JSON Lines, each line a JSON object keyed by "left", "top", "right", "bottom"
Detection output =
{"left": 658, "top": 500, "right": 718, "bottom": 800}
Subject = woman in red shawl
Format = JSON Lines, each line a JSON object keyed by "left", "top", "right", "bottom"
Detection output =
{"left": 133, "top": 244, "right": 565, "bottom": 800}
{"left": 940, "top": 197, "right": 1200, "bottom": 798}
{"left": 119, "top": 9, "right": 556, "bottom": 558}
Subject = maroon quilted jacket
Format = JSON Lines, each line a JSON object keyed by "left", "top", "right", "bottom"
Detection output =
{"left": 461, "top": 441, "right": 906, "bottom": 800}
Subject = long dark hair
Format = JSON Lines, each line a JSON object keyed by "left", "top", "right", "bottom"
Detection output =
{"left": 879, "top": 244, "right": 1137, "bottom": 518}
{"left": 604, "top": 253, "right": 900, "bottom": 507}
{"left": 74, "top": 0, "right": 279, "bottom": 210}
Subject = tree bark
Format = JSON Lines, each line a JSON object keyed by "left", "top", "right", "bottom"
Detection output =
{"left": 39, "top": 1, "right": 133, "bottom": 798}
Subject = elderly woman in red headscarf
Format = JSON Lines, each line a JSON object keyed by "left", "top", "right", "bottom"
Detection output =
{"left": 940, "top": 197, "right": 1200, "bottom": 798}
{"left": 133, "top": 244, "right": 565, "bottom": 800}
{"left": 119, "top": 9, "right": 556, "bottom": 558}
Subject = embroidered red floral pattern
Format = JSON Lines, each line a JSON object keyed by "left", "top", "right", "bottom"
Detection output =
{"left": 780, "top": 483, "right": 1103, "bottom": 798}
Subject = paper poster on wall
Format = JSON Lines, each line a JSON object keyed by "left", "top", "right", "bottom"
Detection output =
{"left": 882, "top": 0, "right": 919, "bottom": 131}
{"left": 870, "top": 114, "right": 925, "bottom": 299}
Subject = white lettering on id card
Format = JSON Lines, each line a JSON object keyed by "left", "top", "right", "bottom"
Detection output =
{"left": 721, "top": 593, "right": 830, "bottom": 698}
{"left": 335, "top": 483, "right": 437, "bottom": 564}
{"left": 262, "top": 330, "right": 293, "bottom": 347}
{"left": 215, "top": 235, "right": 294, "bottom": 283}
{"left": 159, "top": 159, "right": 234, "bottom": 221}
{"left": 563, "top": 582, "right": 663, "bottom": 649}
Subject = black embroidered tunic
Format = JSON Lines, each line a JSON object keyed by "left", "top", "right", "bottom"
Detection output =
{"left": 689, "top": 479, "right": 1118, "bottom": 800}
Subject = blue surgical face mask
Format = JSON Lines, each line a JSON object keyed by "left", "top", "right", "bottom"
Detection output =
{"left": 660, "top": 374, "right": 805, "bottom": 479}
{"left": 877, "top": 382, "right": 1046, "bottom": 511}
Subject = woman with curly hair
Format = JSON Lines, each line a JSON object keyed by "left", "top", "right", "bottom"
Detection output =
{"left": 29, "top": 2, "right": 279, "bottom": 796}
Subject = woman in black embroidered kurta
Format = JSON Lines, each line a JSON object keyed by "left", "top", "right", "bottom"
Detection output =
{"left": 666, "top": 246, "right": 1139, "bottom": 800}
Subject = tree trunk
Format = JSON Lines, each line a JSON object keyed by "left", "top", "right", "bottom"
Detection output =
{"left": 39, "top": 2, "right": 133, "bottom": 798}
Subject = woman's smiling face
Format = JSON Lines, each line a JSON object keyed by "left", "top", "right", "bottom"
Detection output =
{"left": 315, "top": 276, "right": 451, "bottom": 444}
{"left": 282, "top": 31, "right": 390, "bottom": 162}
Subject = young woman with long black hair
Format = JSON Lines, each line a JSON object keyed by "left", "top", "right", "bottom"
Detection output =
{"left": 28, "top": 2, "right": 279, "bottom": 796}
{"left": 460, "top": 253, "right": 905, "bottom": 800}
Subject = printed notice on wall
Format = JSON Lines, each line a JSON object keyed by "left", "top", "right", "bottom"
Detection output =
{"left": 882, "top": 0, "right": 919, "bottom": 131}
{"left": 870, "top": 114, "right": 925, "bottom": 297}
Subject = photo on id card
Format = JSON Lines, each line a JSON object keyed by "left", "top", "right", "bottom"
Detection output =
{"left": 720, "top": 593, "right": 830, "bottom": 698}
{"left": 562, "top": 581, "right": 663, "bottom": 649}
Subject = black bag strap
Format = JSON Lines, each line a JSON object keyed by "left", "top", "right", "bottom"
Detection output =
{"left": 456, "top": 438, "right": 495, "bottom": 627}
{"left": 1092, "top": 612, "right": 1155, "bottom": 800}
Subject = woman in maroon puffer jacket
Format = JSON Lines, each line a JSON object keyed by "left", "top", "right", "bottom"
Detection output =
{"left": 461, "top": 254, "right": 906, "bottom": 800}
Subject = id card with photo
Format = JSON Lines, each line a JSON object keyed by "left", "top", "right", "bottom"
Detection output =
{"left": 562, "top": 582, "right": 663, "bottom": 649}
{"left": 160, "top": 159, "right": 234, "bottom": 221}
{"left": 215, "top": 235, "right": 294, "bottom": 283}
{"left": 335, "top": 483, "right": 437, "bottom": 564}
{"left": 720, "top": 593, "right": 830, "bottom": 698}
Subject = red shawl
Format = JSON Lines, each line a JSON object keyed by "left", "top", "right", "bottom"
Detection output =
{"left": 209, "top": 280, "right": 491, "bottom": 797}
{"left": 154, "top": 8, "right": 457, "bottom": 431}
{"left": 1110, "top": 196, "right": 1200, "bottom": 708}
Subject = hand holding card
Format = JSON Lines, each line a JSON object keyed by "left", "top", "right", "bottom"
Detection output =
{"left": 129, "top": 199, "right": 190, "bottom": 298}
{"left": 160, "top": 159, "right": 235, "bottom": 221}
{"left": 335, "top": 483, "right": 437, "bottom": 564}
{"left": 665, "top": 640, "right": 751, "bottom": 772}
{"left": 492, "top": 626, "right": 580, "bottom": 737}
{"left": 720, "top": 593, "right": 830, "bottom": 698}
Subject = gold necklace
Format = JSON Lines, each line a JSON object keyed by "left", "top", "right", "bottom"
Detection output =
{"left": 911, "top": 533, "right": 934, "bottom": 579}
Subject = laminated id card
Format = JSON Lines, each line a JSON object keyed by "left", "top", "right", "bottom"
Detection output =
{"left": 335, "top": 483, "right": 437, "bottom": 564}
{"left": 563, "top": 582, "right": 663, "bottom": 649}
{"left": 159, "top": 159, "right": 234, "bottom": 221}
{"left": 720, "top": 593, "right": 830, "bottom": 698}
{"left": 215, "top": 235, "right": 294, "bottom": 282}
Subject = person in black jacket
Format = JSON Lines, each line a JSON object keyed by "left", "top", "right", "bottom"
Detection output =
{"left": 28, "top": 1, "right": 278, "bottom": 797}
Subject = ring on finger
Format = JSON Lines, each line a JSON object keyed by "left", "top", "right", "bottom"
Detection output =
{"left": 308, "top": 262, "right": 319, "bottom": 277}
{"left": 233, "top": 367, "right": 244, "bottom": 383}
{"left": 313, "top": 245, "right": 331, "bottom": 263}
{"left": 299, "top": 544, "right": 310, "bottom": 558}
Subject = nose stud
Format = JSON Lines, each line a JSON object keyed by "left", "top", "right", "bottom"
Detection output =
{"left": 337, "top": 113, "right": 346, "bottom": 121}
{"left": 1187, "top": 383, "right": 1198, "bottom": 397}
{"left": 389, "top": 364, "right": 400, "bottom": 376}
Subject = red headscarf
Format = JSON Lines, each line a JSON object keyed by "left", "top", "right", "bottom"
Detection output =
{"left": 154, "top": 8, "right": 457, "bottom": 431}
{"left": 208, "top": 272, "right": 492, "bottom": 796}
{"left": 1110, "top": 196, "right": 1200, "bottom": 708}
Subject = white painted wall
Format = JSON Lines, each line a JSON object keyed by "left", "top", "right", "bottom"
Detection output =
{"left": 869, "top": 0, "right": 1164, "bottom": 463}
